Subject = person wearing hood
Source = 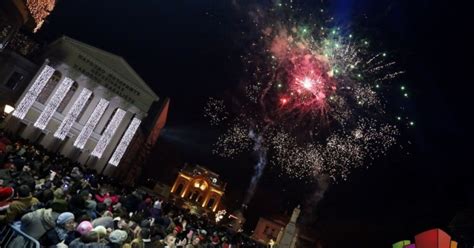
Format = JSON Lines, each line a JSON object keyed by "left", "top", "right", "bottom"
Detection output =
{"left": 20, "top": 208, "right": 59, "bottom": 240}
{"left": 107, "top": 229, "right": 128, "bottom": 248}
{"left": 0, "top": 186, "right": 14, "bottom": 214}
{"left": 41, "top": 212, "right": 77, "bottom": 246}
{"left": 0, "top": 184, "right": 39, "bottom": 223}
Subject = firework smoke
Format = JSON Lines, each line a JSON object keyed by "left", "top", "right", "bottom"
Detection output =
{"left": 243, "top": 130, "right": 268, "bottom": 206}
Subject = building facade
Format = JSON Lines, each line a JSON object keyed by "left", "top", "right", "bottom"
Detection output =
{"left": 3, "top": 36, "right": 161, "bottom": 175}
{"left": 170, "top": 164, "right": 226, "bottom": 212}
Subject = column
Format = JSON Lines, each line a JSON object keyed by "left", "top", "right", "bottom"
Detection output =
{"left": 90, "top": 108, "right": 126, "bottom": 159}
{"left": 73, "top": 98, "right": 109, "bottom": 149}
{"left": 212, "top": 194, "right": 222, "bottom": 212}
{"left": 54, "top": 88, "right": 92, "bottom": 140}
{"left": 201, "top": 191, "right": 212, "bottom": 208}
{"left": 34, "top": 77, "right": 74, "bottom": 130}
{"left": 60, "top": 84, "right": 86, "bottom": 118}
{"left": 12, "top": 64, "right": 55, "bottom": 120}
{"left": 181, "top": 180, "right": 192, "bottom": 198}
{"left": 108, "top": 117, "right": 141, "bottom": 166}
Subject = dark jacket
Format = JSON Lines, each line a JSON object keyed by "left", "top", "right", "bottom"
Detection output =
{"left": 0, "top": 195, "right": 40, "bottom": 223}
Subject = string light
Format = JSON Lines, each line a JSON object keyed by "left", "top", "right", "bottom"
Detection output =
{"left": 13, "top": 65, "right": 55, "bottom": 119}
{"left": 73, "top": 98, "right": 109, "bottom": 149}
{"left": 54, "top": 88, "right": 92, "bottom": 140}
{"left": 34, "top": 77, "right": 74, "bottom": 130}
{"left": 108, "top": 117, "right": 141, "bottom": 166}
{"left": 91, "top": 108, "right": 126, "bottom": 159}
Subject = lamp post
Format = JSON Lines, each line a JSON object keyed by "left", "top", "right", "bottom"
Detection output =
{"left": 1, "top": 104, "right": 15, "bottom": 128}
{"left": 3, "top": 105, "right": 15, "bottom": 115}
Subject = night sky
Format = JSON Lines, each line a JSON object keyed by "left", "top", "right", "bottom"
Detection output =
{"left": 36, "top": 0, "right": 473, "bottom": 247}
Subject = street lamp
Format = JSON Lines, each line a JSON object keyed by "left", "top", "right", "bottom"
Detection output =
{"left": 3, "top": 105, "right": 14, "bottom": 114}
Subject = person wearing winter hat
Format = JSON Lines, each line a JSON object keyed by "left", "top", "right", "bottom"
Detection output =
{"left": 109, "top": 229, "right": 128, "bottom": 245}
{"left": 41, "top": 212, "right": 77, "bottom": 246}
{"left": 92, "top": 216, "right": 114, "bottom": 229}
{"left": 0, "top": 186, "right": 14, "bottom": 214}
{"left": 93, "top": 225, "right": 107, "bottom": 238}
{"left": 20, "top": 208, "right": 59, "bottom": 239}
{"left": 47, "top": 188, "right": 68, "bottom": 213}
{"left": 76, "top": 220, "right": 93, "bottom": 236}
{"left": 0, "top": 185, "right": 39, "bottom": 223}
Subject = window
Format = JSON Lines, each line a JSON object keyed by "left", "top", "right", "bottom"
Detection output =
{"left": 76, "top": 93, "right": 93, "bottom": 124}
{"left": 37, "top": 71, "right": 61, "bottom": 104}
{"left": 99, "top": 108, "right": 117, "bottom": 134}
{"left": 207, "top": 198, "right": 215, "bottom": 208}
{"left": 57, "top": 82, "right": 78, "bottom": 113}
{"left": 4, "top": 72, "right": 24, "bottom": 90}
{"left": 175, "top": 184, "right": 184, "bottom": 196}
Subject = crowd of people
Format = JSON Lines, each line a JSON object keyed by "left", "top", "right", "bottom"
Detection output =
{"left": 0, "top": 130, "right": 263, "bottom": 248}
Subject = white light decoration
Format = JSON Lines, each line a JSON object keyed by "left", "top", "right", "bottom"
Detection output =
{"left": 73, "top": 98, "right": 109, "bottom": 149}
{"left": 108, "top": 117, "right": 141, "bottom": 166}
{"left": 12, "top": 65, "right": 55, "bottom": 119}
{"left": 54, "top": 88, "right": 92, "bottom": 140}
{"left": 91, "top": 108, "right": 126, "bottom": 159}
{"left": 34, "top": 77, "right": 74, "bottom": 130}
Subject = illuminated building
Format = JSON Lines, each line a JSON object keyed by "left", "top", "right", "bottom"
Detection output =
{"left": 0, "top": 0, "right": 56, "bottom": 51}
{"left": 2, "top": 36, "right": 166, "bottom": 175}
{"left": 252, "top": 206, "right": 318, "bottom": 247}
{"left": 170, "top": 164, "right": 226, "bottom": 212}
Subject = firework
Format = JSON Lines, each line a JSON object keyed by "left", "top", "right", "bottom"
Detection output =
{"left": 206, "top": 2, "right": 405, "bottom": 183}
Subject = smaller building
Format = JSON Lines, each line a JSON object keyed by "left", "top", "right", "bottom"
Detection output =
{"left": 253, "top": 216, "right": 288, "bottom": 244}
{"left": 170, "top": 164, "right": 226, "bottom": 213}
{"left": 252, "top": 206, "right": 318, "bottom": 248}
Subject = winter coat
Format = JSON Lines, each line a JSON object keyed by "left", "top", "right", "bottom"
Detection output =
{"left": 69, "top": 233, "right": 108, "bottom": 248}
{"left": 0, "top": 195, "right": 40, "bottom": 223}
{"left": 20, "top": 208, "right": 58, "bottom": 239}
{"left": 92, "top": 216, "right": 114, "bottom": 229}
{"left": 48, "top": 198, "right": 69, "bottom": 213}
{"left": 40, "top": 227, "right": 78, "bottom": 247}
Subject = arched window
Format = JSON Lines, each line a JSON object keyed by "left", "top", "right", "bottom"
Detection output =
{"left": 37, "top": 70, "right": 61, "bottom": 104}
{"left": 175, "top": 184, "right": 184, "bottom": 196}
{"left": 57, "top": 82, "right": 78, "bottom": 113}
{"left": 97, "top": 108, "right": 117, "bottom": 134}
{"left": 207, "top": 198, "right": 215, "bottom": 208}
{"left": 76, "top": 92, "right": 94, "bottom": 124}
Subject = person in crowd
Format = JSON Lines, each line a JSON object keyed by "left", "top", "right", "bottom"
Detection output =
{"left": 0, "top": 184, "right": 39, "bottom": 223}
{"left": 0, "top": 131, "right": 264, "bottom": 248}
{"left": 20, "top": 208, "right": 58, "bottom": 240}
{"left": 41, "top": 211, "right": 77, "bottom": 246}
{"left": 108, "top": 229, "right": 129, "bottom": 248}
{"left": 47, "top": 188, "right": 68, "bottom": 213}
{"left": 0, "top": 186, "right": 14, "bottom": 214}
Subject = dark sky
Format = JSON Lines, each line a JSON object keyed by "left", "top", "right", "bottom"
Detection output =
{"left": 37, "top": 0, "right": 473, "bottom": 247}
